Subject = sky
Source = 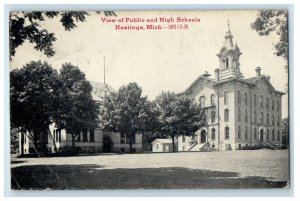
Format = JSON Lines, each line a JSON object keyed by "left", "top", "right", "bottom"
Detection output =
{"left": 10, "top": 10, "right": 288, "bottom": 117}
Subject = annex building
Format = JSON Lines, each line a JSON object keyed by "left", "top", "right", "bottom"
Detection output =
{"left": 19, "top": 81, "right": 143, "bottom": 155}
{"left": 153, "top": 24, "right": 285, "bottom": 152}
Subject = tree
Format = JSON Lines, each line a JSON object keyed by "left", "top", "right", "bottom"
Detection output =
{"left": 102, "top": 82, "right": 154, "bottom": 153}
{"left": 9, "top": 11, "right": 116, "bottom": 60}
{"left": 282, "top": 117, "right": 289, "bottom": 149}
{"left": 10, "top": 61, "right": 60, "bottom": 154}
{"left": 251, "top": 10, "right": 288, "bottom": 71}
{"left": 155, "top": 91, "right": 202, "bottom": 152}
{"left": 57, "top": 63, "right": 100, "bottom": 152}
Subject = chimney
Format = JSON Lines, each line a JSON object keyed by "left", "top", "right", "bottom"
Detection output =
{"left": 215, "top": 68, "right": 220, "bottom": 81}
{"left": 255, "top": 67, "right": 261, "bottom": 77}
{"left": 266, "top": 75, "right": 270, "bottom": 81}
{"left": 202, "top": 71, "right": 211, "bottom": 78}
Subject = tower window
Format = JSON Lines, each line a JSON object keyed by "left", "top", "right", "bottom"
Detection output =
{"left": 224, "top": 109, "right": 229, "bottom": 122}
{"left": 224, "top": 91, "right": 229, "bottom": 105}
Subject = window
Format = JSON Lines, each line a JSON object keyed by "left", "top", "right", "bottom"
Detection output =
{"left": 272, "top": 130, "right": 275, "bottom": 141}
{"left": 77, "top": 133, "right": 81, "bottom": 142}
{"left": 210, "top": 94, "right": 215, "bottom": 106}
{"left": 200, "top": 96, "right": 205, "bottom": 108}
{"left": 237, "top": 108, "right": 241, "bottom": 122}
{"left": 254, "top": 94, "right": 257, "bottom": 107}
{"left": 182, "top": 135, "right": 185, "bottom": 142}
{"left": 260, "top": 95, "right": 263, "bottom": 108}
{"left": 82, "top": 129, "right": 88, "bottom": 142}
{"left": 254, "top": 111, "right": 257, "bottom": 124}
{"left": 272, "top": 100, "right": 275, "bottom": 110}
{"left": 277, "top": 115, "right": 280, "bottom": 126}
{"left": 245, "top": 127, "right": 248, "bottom": 140}
{"left": 120, "top": 133, "right": 125, "bottom": 143}
{"left": 267, "top": 129, "right": 269, "bottom": 141}
{"left": 245, "top": 110, "right": 248, "bottom": 122}
{"left": 254, "top": 128, "right": 257, "bottom": 140}
{"left": 211, "top": 128, "right": 215, "bottom": 141}
{"left": 238, "top": 91, "right": 241, "bottom": 105}
{"left": 277, "top": 101, "right": 280, "bottom": 112}
{"left": 224, "top": 91, "right": 229, "bottom": 105}
{"left": 245, "top": 92, "right": 248, "bottom": 105}
{"left": 225, "top": 127, "right": 230, "bottom": 139}
{"left": 277, "top": 130, "right": 280, "bottom": 141}
{"left": 272, "top": 115, "right": 275, "bottom": 126}
{"left": 90, "top": 129, "right": 95, "bottom": 142}
{"left": 224, "top": 109, "right": 229, "bottom": 122}
{"left": 226, "top": 58, "right": 229, "bottom": 69}
{"left": 266, "top": 113, "right": 269, "bottom": 126}
{"left": 132, "top": 135, "right": 136, "bottom": 144}
{"left": 156, "top": 144, "right": 159, "bottom": 150}
{"left": 260, "top": 112, "right": 264, "bottom": 124}
{"left": 238, "top": 126, "right": 241, "bottom": 139}
{"left": 266, "top": 98, "right": 269, "bottom": 109}
{"left": 211, "top": 111, "right": 216, "bottom": 123}
{"left": 24, "top": 133, "right": 26, "bottom": 143}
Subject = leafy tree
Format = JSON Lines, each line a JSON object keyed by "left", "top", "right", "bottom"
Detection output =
{"left": 9, "top": 11, "right": 116, "bottom": 60}
{"left": 57, "top": 63, "right": 100, "bottom": 152}
{"left": 155, "top": 91, "right": 202, "bottom": 152}
{"left": 10, "top": 61, "right": 60, "bottom": 153}
{"left": 282, "top": 117, "right": 289, "bottom": 149}
{"left": 251, "top": 10, "right": 288, "bottom": 71}
{"left": 102, "top": 82, "right": 154, "bottom": 153}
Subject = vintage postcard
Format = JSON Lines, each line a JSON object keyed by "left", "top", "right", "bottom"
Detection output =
{"left": 9, "top": 10, "right": 289, "bottom": 189}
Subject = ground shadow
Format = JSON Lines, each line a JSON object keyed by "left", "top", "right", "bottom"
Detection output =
{"left": 11, "top": 165, "right": 288, "bottom": 190}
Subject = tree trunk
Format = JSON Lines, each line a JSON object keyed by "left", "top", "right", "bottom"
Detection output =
{"left": 72, "top": 134, "right": 76, "bottom": 153}
{"left": 172, "top": 136, "right": 176, "bottom": 152}
{"left": 129, "top": 133, "right": 133, "bottom": 153}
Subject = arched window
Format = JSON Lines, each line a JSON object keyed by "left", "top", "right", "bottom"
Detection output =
{"left": 277, "top": 101, "right": 280, "bottom": 112}
{"left": 238, "top": 126, "right": 241, "bottom": 139}
{"left": 254, "top": 94, "right": 257, "bottom": 107}
{"left": 266, "top": 98, "right": 269, "bottom": 109}
{"left": 245, "top": 92, "right": 248, "bottom": 105}
{"left": 266, "top": 113, "right": 269, "bottom": 126}
{"left": 210, "top": 94, "right": 215, "bottom": 106}
{"left": 267, "top": 129, "right": 269, "bottom": 141}
{"left": 238, "top": 108, "right": 241, "bottom": 122}
{"left": 224, "top": 109, "right": 229, "bottom": 122}
{"left": 225, "top": 127, "right": 230, "bottom": 139}
{"left": 245, "top": 127, "right": 248, "bottom": 140}
{"left": 254, "top": 128, "right": 257, "bottom": 140}
{"left": 211, "top": 111, "right": 216, "bottom": 123}
{"left": 277, "top": 115, "right": 280, "bottom": 126}
{"left": 260, "top": 112, "right": 264, "bottom": 124}
{"left": 272, "top": 100, "right": 275, "bottom": 110}
{"left": 277, "top": 130, "right": 280, "bottom": 141}
{"left": 224, "top": 91, "right": 229, "bottom": 105}
{"left": 237, "top": 90, "right": 241, "bottom": 105}
{"left": 272, "top": 115, "right": 275, "bottom": 126}
{"left": 260, "top": 95, "right": 263, "bottom": 108}
{"left": 254, "top": 111, "right": 257, "bottom": 124}
{"left": 245, "top": 110, "right": 248, "bottom": 122}
{"left": 211, "top": 128, "right": 216, "bottom": 141}
{"left": 272, "top": 130, "right": 275, "bottom": 141}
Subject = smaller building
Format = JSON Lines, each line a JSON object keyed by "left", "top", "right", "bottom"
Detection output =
{"left": 151, "top": 139, "right": 175, "bottom": 152}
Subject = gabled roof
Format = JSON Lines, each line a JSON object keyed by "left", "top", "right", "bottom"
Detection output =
{"left": 244, "top": 75, "right": 285, "bottom": 95}
{"left": 177, "top": 75, "right": 216, "bottom": 96}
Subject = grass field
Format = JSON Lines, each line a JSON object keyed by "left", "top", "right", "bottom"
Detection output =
{"left": 10, "top": 149, "right": 289, "bottom": 189}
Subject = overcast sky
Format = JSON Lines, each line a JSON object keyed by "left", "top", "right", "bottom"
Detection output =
{"left": 10, "top": 10, "right": 288, "bottom": 117}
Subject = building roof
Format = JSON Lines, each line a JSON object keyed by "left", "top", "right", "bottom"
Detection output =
{"left": 89, "top": 81, "right": 116, "bottom": 102}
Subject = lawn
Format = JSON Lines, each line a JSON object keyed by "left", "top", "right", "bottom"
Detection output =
{"left": 10, "top": 149, "right": 289, "bottom": 189}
